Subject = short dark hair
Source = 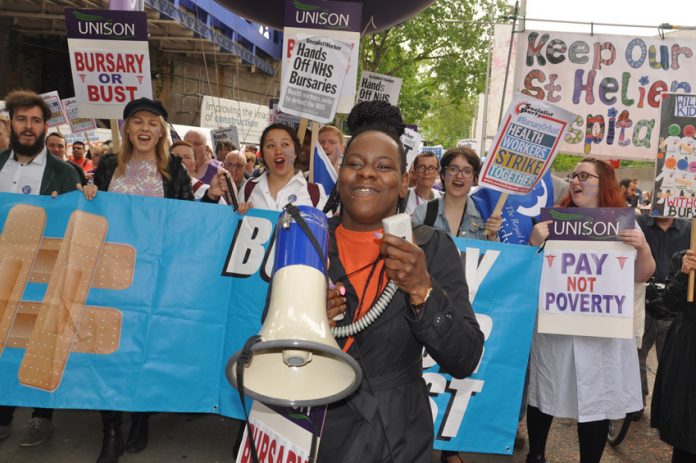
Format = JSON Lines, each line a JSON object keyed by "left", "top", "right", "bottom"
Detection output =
{"left": 72, "top": 140, "right": 85, "bottom": 147}
{"left": 440, "top": 147, "right": 481, "bottom": 183}
{"left": 215, "top": 140, "right": 237, "bottom": 154}
{"left": 5, "top": 89, "right": 51, "bottom": 122}
{"left": 413, "top": 151, "right": 438, "bottom": 169}
{"left": 619, "top": 178, "right": 634, "bottom": 189}
{"left": 260, "top": 123, "right": 301, "bottom": 160}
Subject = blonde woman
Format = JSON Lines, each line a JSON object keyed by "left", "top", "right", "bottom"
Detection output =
{"left": 86, "top": 98, "right": 194, "bottom": 200}
{"left": 83, "top": 98, "right": 200, "bottom": 463}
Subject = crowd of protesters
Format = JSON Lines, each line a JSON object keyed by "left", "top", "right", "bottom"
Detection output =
{"left": 1, "top": 89, "right": 695, "bottom": 463}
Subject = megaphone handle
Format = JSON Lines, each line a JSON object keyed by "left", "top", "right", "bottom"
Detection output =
{"left": 235, "top": 335, "right": 262, "bottom": 463}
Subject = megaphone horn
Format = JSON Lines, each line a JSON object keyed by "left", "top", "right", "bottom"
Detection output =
{"left": 226, "top": 205, "right": 362, "bottom": 408}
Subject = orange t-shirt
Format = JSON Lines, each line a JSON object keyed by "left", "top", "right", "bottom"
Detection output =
{"left": 335, "top": 224, "right": 387, "bottom": 352}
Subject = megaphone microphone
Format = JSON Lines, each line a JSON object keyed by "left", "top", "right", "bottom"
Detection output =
{"left": 226, "top": 205, "right": 362, "bottom": 408}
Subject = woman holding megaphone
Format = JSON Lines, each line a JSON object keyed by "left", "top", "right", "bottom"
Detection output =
{"left": 320, "top": 101, "right": 484, "bottom": 462}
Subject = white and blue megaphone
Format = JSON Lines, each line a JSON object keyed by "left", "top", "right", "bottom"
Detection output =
{"left": 226, "top": 205, "right": 362, "bottom": 407}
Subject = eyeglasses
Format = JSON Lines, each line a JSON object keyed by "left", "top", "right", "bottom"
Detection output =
{"left": 414, "top": 165, "right": 438, "bottom": 174}
{"left": 566, "top": 172, "right": 599, "bottom": 182}
{"left": 445, "top": 166, "right": 475, "bottom": 178}
{"left": 225, "top": 163, "right": 246, "bottom": 169}
{"left": 246, "top": 158, "right": 256, "bottom": 164}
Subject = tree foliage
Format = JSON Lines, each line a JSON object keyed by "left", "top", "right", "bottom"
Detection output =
{"left": 359, "top": 0, "right": 508, "bottom": 144}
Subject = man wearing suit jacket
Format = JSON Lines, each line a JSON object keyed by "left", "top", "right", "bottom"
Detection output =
{"left": 0, "top": 89, "right": 79, "bottom": 448}
{"left": 0, "top": 89, "right": 79, "bottom": 196}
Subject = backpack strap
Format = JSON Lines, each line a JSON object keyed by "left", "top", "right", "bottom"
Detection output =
{"left": 307, "top": 182, "right": 320, "bottom": 207}
{"left": 244, "top": 179, "right": 257, "bottom": 200}
{"left": 424, "top": 198, "right": 439, "bottom": 227}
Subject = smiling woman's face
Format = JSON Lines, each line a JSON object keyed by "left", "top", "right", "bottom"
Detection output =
{"left": 569, "top": 161, "right": 600, "bottom": 208}
{"left": 443, "top": 155, "right": 475, "bottom": 199}
{"left": 262, "top": 128, "right": 297, "bottom": 180}
{"left": 338, "top": 130, "right": 408, "bottom": 231}
{"left": 126, "top": 111, "right": 162, "bottom": 156}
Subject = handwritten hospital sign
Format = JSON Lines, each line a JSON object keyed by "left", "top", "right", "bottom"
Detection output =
{"left": 651, "top": 93, "right": 696, "bottom": 218}
{"left": 65, "top": 9, "right": 152, "bottom": 119}
{"left": 480, "top": 94, "right": 575, "bottom": 194}
{"left": 514, "top": 31, "right": 696, "bottom": 160}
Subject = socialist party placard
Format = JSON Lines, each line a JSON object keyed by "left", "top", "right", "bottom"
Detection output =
{"left": 65, "top": 9, "right": 152, "bottom": 119}
{"left": 356, "top": 71, "right": 403, "bottom": 105}
{"left": 278, "top": 36, "right": 352, "bottom": 123}
{"left": 480, "top": 94, "right": 576, "bottom": 195}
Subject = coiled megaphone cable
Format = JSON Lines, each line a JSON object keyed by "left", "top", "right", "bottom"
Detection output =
{"left": 331, "top": 280, "right": 398, "bottom": 338}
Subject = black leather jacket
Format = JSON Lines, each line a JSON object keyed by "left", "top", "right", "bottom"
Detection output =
{"left": 93, "top": 154, "right": 194, "bottom": 200}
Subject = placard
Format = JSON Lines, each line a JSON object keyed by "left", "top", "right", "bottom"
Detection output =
{"left": 278, "top": 36, "right": 352, "bottom": 123}
{"left": 65, "top": 8, "right": 152, "bottom": 119}
{"left": 61, "top": 97, "right": 97, "bottom": 133}
{"left": 402, "top": 128, "right": 424, "bottom": 169}
{"left": 282, "top": 0, "right": 362, "bottom": 114}
{"left": 650, "top": 93, "right": 696, "bottom": 217}
{"left": 540, "top": 207, "right": 635, "bottom": 241}
{"left": 356, "top": 71, "right": 403, "bottom": 105}
{"left": 210, "top": 126, "right": 240, "bottom": 151}
{"left": 200, "top": 96, "right": 270, "bottom": 144}
{"left": 40, "top": 91, "right": 68, "bottom": 127}
{"left": 479, "top": 94, "right": 576, "bottom": 194}
{"left": 538, "top": 240, "right": 635, "bottom": 338}
{"left": 236, "top": 402, "right": 326, "bottom": 463}
{"left": 514, "top": 31, "right": 696, "bottom": 160}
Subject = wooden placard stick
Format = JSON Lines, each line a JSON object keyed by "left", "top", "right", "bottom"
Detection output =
{"left": 485, "top": 193, "right": 507, "bottom": 237}
{"left": 688, "top": 217, "right": 696, "bottom": 302}
{"left": 309, "top": 121, "right": 319, "bottom": 184}
{"left": 297, "top": 118, "right": 309, "bottom": 149}
{"left": 110, "top": 119, "right": 120, "bottom": 152}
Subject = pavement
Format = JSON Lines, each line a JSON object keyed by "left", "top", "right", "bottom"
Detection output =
{"left": 0, "top": 348, "right": 669, "bottom": 463}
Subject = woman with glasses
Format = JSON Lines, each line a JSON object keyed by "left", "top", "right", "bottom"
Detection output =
{"left": 405, "top": 152, "right": 442, "bottom": 215}
{"left": 525, "top": 157, "right": 654, "bottom": 463}
{"left": 411, "top": 147, "right": 501, "bottom": 241}
{"left": 412, "top": 147, "right": 500, "bottom": 463}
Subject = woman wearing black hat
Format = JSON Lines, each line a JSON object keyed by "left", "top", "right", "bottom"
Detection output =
{"left": 83, "top": 98, "right": 228, "bottom": 463}
{"left": 85, "top": 98, "right": 194, "bottom": 200}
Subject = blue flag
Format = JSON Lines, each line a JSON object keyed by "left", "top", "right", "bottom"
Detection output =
{"left": 471, "top": 170, "right": 555, "bottom": 244}
{"left": 312, "top": 142, "right": 337, "bottom": 195}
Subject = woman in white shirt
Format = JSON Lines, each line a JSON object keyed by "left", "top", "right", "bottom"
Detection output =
{"left": 526, "top": 157, "right": 654, "bottom": 463}
{"left": 237, "top": 123, "right": 326, "bottom": 212}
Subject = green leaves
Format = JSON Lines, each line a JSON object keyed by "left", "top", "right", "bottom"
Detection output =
{"left": 358, "top": 0, "right": 507, "bottom": 146}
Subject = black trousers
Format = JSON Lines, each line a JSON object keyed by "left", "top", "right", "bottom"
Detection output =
{"left": 0, "top": 406, "right": 54, "bottom": 426}
{"left": 100, "top": 410, "right": 150, "bottom": 427}
{"left": 527, "top": 405, "right": 609, "bottom": 463}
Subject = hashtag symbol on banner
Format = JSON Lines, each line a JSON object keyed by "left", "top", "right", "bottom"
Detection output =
{"left": 0, "top": 204, "right": 135, "bottom": 391}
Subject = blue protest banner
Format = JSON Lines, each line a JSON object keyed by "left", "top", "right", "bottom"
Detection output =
{"left": 428, "top": 238, "right": 542, "bottom": 455}
{"left": 0, "top": 193, "right": 541, "bottom": 455}
{"left": 0, "top": 191, "right": 272, "bottom": 419}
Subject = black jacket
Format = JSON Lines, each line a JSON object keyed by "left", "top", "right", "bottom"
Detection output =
{"left": 651, "top": 250, "right": 696, "bottom": 453}
{"left": 0, "top": 149, "right": 80, "bottom": 195}
{"left": 317, "top": 217, "right": 484, "bottom": 463}
{"left": 93, "top": 154, "right": 194, "bottom": 200}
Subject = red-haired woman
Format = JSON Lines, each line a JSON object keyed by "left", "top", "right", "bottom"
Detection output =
{"left": 525, "top": 157, "right": 655, "bottom": 463}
